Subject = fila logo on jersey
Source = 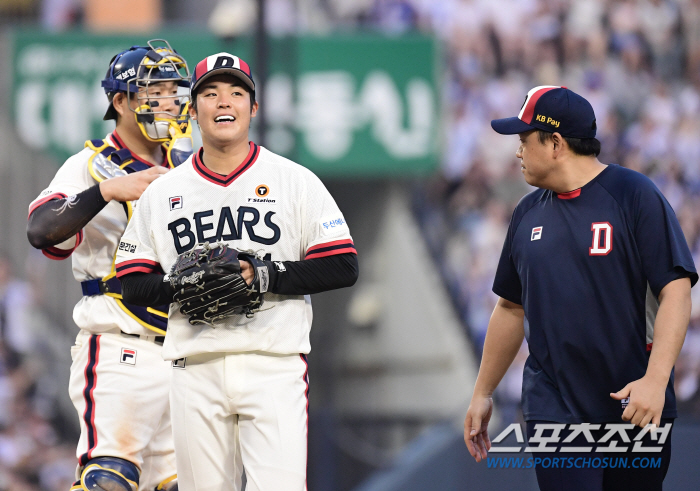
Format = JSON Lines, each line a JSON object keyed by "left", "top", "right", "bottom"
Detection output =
{"left": 170, "top": 196, "right": 183, "bottom": 210}
{"left": 120, "top": 348, "right": 136, "bottom": 366}
{"left": 590, "top": 222, "right": 613, "bottom": 255}
{"left": 168, "top": 206, "right": 281, "bottom": 254}
{"left": 531, "top": 226, "right": 543, "bottom": 241}
{"left": 172, "top": 358, "right": 186, "bottom": 369}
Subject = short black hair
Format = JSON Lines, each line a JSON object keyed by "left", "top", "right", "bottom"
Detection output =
{"left": 536, "top": 130, "right": 601, "bottom": 157}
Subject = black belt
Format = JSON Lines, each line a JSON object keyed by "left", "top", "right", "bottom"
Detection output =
{"left": 120, "top": 331, "right": 165, "bottom": 346}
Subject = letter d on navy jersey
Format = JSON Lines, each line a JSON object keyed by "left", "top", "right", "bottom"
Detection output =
{"left": 590, "top": 222, "right": 613, "bottom": 255}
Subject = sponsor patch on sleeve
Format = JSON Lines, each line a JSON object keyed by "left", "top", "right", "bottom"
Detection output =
{"left": 320, "top": 216, "right": 348, "bottom": 236}
{"left": 116, "top": 239, "right": 139, "bottom": 257}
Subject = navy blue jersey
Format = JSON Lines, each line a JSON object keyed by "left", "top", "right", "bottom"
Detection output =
{"left": 493, "top": 164, "right": 698, "bottom": 423}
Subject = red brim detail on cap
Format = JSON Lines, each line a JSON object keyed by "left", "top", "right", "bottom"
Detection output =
{"left": 491, "top": 117, "right": 535, "bottom": 135}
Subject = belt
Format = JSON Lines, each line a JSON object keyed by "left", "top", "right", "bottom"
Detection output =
{"left": 121, "top": 331, "right": 165, "bottom": 346}
{"left": 81, "top": 277, "right": 122, "bottom": 296}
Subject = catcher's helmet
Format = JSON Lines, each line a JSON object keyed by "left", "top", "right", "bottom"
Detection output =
{"left": 101, "top": 39, "right": 190, "bottom": 142}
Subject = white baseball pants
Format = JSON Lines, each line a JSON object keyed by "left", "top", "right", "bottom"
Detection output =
{"left": 170, "top": 351, "right": 309, "bottom": 491}
{"left": 68, "top": 330, "right": 176, "bottom": 490}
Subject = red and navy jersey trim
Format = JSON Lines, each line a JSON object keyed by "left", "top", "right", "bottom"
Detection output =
{"left": 28, "top": 192, "right": 67, "bottom": 218}
{"left": 557, "top": 188, "right": 582, "bottom": 200}
{"left": 193, "top": 142, "right": 260, "bottom": 187}
{"left": 116, "top": 259, "right": 162, "bottom": 278}
{"left": 79, "top": 335, "right": 100, "bottom": 466}
{"left": 305, "top": 239, "right": 356, "bottom": 259}
{"left": 300, "top": 353, "right": 309, "bottom": 488}
{"left": 42, "top": 230, "right": 84, "bottom": 261}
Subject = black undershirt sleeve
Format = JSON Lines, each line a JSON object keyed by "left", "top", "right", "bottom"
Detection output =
{"left": 263, "top": 253, "right": 359, "bottom": 295}
{"left": 119, "top": 252, "right": 358, "bottom": 306}
{"left": 121, "top": 273, "right": 175, "bottom": 306}
{"left": 27, "top": 184, "right": 109, "bottom": 250}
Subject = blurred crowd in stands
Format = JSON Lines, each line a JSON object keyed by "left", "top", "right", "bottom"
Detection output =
{"left": 0, "top": 253, "right": 76, "bottom": 490}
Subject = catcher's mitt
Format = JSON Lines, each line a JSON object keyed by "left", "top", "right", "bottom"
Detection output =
{"left": 169, "top": 242, "right": 269, "bottom": 325}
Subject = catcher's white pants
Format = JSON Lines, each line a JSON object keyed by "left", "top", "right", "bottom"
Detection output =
{"left": 170, "top": 351, "right": 309, "bottom": 491}
{"left": 68, "top": 330, "right": 176, "bottom": 490}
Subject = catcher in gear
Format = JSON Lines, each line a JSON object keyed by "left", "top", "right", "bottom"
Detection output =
{"left": 27, "top": 39, "right": 189, "bottom": 491}
{"left": 169, "top": 242, "right": 268, "bottom": 325}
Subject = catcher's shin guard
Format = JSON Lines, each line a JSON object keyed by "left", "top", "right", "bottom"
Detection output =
{"left": 79, "top": 457, "right": 139, "bottom": 491}
{"left": 156, "top": 475, "right": 178, "bottom": 491}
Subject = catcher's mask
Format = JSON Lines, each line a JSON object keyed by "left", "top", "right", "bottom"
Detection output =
{"left": 101, "top": 39, "right": 191, "bottom": 142}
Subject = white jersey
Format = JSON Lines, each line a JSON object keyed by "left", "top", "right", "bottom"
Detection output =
{"left": 28, "top": 132, "right": 167, "bottom": 336}
{"left": 115, "top": 143, "right": 355, "bottom": 359}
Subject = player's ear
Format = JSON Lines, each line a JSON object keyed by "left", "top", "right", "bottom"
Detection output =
{"left": 551, "top": 132, "right": 564, "bottom": 157}
{"left": 189, "top": 100, "right": 197, "bottom": 120}
{"left": 113, "top": 92, "right": 127, "bottom": 118}
{"left": 251, "top": 100, "right": 258, "bottom": 118}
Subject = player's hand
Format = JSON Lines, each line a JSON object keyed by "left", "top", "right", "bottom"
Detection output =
{"left": 240, "top": 259, "right": 254, "bottom": 285}
{"left": 99, "top": 166, "right": 168, "bottom": 202}
{"left": 610, "top": 375, "right": 667, "bottom": 428}
{"left": 464, "top": 394, "right": 493, "bottom": 463}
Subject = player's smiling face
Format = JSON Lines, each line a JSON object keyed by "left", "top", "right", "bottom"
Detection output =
{"left": 191, "top": 75, "right": 258, "bottom": 148}
{"left": 516, "top": 130, "right": 556, "bottom": 188}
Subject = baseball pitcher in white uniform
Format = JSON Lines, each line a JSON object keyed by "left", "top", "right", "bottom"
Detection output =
{"left": 115, "top": 53, "right": 359, "bottom": 491}
{"left": 27, "top": 40, "right": 192, "bottom": 491}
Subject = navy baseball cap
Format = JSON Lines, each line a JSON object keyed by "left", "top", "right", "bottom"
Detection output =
{"left": 491, "top": 86, "right": 596, "bottom": 139}
{"left": 190, "top": 52, "right": 255, "bottom": 98}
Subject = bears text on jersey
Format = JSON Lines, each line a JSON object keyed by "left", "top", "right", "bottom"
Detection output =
{"left": 168, "top": 206, "right": 281, "bottom": 253}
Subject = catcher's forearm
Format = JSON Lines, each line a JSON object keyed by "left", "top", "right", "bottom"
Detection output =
{"left": 27, "top": 185, "right": 108, "bottom": 249}
{"left": 264, "top": 253, "right": 358, "bottom": 295}
{"left": 121, "top": 272, "right": 175, "bottom": 306}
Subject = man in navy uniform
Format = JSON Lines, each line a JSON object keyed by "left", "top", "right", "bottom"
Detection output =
{"left": 464, "top": 86, "right": 697, "bottom": 490}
